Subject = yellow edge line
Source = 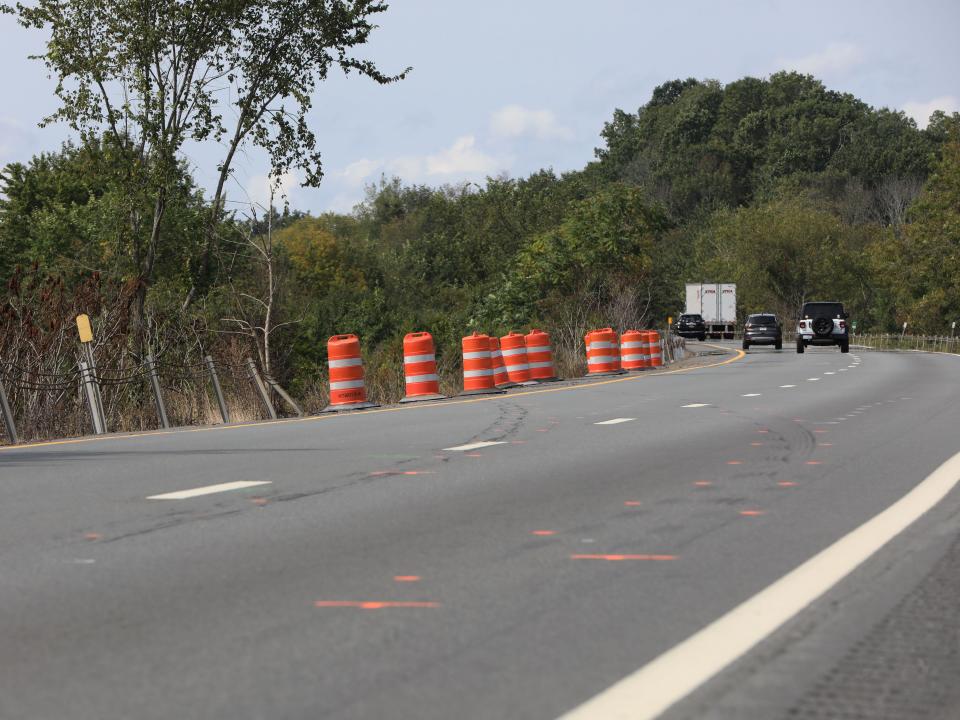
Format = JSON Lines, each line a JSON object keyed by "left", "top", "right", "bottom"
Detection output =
{"left": 1, "top": 346, "right": 746, "bottom": 453}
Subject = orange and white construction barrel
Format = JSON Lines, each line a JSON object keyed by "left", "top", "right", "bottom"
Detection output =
{"left": 585, "top": 328, "right": 624, "bottom": 376}
{"left": 401, "top": 331, "right": 446, "bottom": 403}
{"left": 460, "top": 333, "right": 504, "bottom": 396}
{"left": 525, "top": 329, "right": 559, "bottom": 381}
{"left": 501, "top": 331, "right": 536, "bottom": 385}
{"left": 323, "top": 334, "right": 378, "bottom": 411}
{"left": 620, "top": 329, "right": 650, "bottom": 371}
{"left": 489, "top": 336, "right": 518, "bottom": 389}
{"left": 647, "top": 330, "right": 663, "bottom": 367}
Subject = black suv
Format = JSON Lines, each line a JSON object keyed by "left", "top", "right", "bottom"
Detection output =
{"left": 742, "top": 313, "right": 783, "bottom": 350}
{"left": 796, "top": 301, "right": 849, "bottom": 353}
{"left": 674, "top": 314, "right": 706, "bottom": 341}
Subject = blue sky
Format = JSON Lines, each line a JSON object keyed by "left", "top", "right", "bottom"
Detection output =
{"left": 1, "top": 0, "right": 958, "bottom": 214}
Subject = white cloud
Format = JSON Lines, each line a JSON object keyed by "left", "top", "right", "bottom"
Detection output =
{"left": 781, "top": 42, "right": 865, "bottom": 77}
{"left": 323, "top": 135, "right": 508, "bottom": 212}
{"left": 490, "top": 105, "right": 574, "bottom": 141}
{"left": 903, "top": 96, "right": 959, "bottom": 129}
{"left": 340, "top": 158, "right": 380, "bottom": 187}
{"left": 0, "top": 116, "right": 36, "bottom": 165}
{"left": 332, "top": 135, "right": 505, "bottom": 188}
{"left": 246, "top": 171, "right": 299, "bottom": 210}
{"left": 424, "top": 135, "right": 501, "bottom": 175}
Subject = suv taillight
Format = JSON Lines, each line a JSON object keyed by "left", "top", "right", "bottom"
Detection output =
{"left": 799, "top": 321, "right": 807, "bottom": 329}
{"left": 839, "top": 321, "right": 846, "bottom": 330}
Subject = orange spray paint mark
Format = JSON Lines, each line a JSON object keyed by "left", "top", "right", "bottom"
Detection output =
{"left": 819, "top": 443, "right": 834, "bottom": 447}
{"left": 740, "top": 509, "right": 765, "bottom": 516}
{"left": 778, "top": 481, "right": 798, "bottom": 487}
{"left": 314, "top": 601, "right": 439, "bottom": 609}
{"left": 393, "top": 576, "right": 421, "bottom": 582}
{"left": 756, "top": 430, "right": 769, "bottom": 434}
{"left": 465, "top": 453, "right": 483, "bottom": 458}
{"left": 727, "top": 460, "right": 743, "bottom": 465}
{"left": 250, "top": 498, "right": 268, "bottom": 506}
{"left": 624, "top": 501, "right": 642, "bottom": 507}
{"left": 531, "top": 530, "right": 556, "bottom": 536}
{"left": 751, "top": 442, "right": 764, "bottom": 446}
{"left": 813, "top": 429, "right": 829, "bottom": 434}
{"left": 83, "top": 533, "right": 102, "bottom": 541}
{"left": 571, "top": 554, "right": 676, "bottom": 561}
{"left": 805, "top": 460, "right": 823, "bottom": 465}
{"left": 693, "top": 481, "right": 713, "bottom": 487}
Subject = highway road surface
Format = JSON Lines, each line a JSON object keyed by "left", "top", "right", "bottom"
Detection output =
{"left": 3, "top": 342, "right": 960, "bottom": 720}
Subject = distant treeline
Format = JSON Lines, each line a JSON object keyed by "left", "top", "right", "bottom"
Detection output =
{"left": 2, "top": 72, "right": 959, "bottom": 407}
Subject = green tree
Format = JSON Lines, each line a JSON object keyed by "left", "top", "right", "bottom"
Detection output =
{"left": 878, "top": 127, "right": 960, "bottom": 332}
{"left": 5, "top": 0, "right": 409, "bottom": 338}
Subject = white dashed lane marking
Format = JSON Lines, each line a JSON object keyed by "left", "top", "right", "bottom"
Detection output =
{"left": 594, "top": 418, "right": 635, "bottom": 425}
{"left": 780, "top": 384, "right": 796, "bottom": 388}
{"left": 807, "top": 378, "right": 820, "bottom": 382}
{"left": 742, "top": 393, "right": 762, "bottom": 397}
{"left": 682, "top": 403, "right": 710, "bottom": 408}
{"left": 443, "top": 441, "right": 508, "bottom": 452}
{"left": 147, "top": 481, "right": 272, "bottom": 500}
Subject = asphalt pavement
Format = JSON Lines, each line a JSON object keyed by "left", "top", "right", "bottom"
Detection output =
{"left": 2, "top": 342, "right": 959, "bottom": 720}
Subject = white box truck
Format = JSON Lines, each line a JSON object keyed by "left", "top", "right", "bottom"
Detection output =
{"left": 685, "top": 283, "right": 736, "bottom": 339}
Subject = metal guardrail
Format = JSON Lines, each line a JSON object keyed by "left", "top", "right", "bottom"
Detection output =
{"left": 850, "top": 333, "right": 960, "bottom": 354}
{"left": 0, "top": 351, "right": 301, "bottom": 445}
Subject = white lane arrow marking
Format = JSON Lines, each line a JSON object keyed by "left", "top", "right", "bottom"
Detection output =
{"left": 443, "top": 440, "right": 507, "bottom": 452}
{"left": 147, "top": 481, "right": 271, "bottom": 500}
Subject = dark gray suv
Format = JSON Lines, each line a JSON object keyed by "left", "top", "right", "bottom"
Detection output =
{"left": 796, "top": 301, "right": 849, "bottom": 353}
{"left": 743, "top": 313, "right": 783, "bottom": 350}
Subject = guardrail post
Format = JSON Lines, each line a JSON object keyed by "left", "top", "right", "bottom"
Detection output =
{"left": 264, "top": 375, "right": 304, "bottom": 417}
{"left": 79, "top": 360, "right": 105, "bottom": 435}
{"left": 246, "top": 357, "right": 278, "bottom": 420}
{"left": 204, "top": 354, "right": 231, "bottom": 424}
{"left": 0, "top": 378, "right": 18, "bottom": 445}
{"left": 145, "top": 354, "right": 170, "bottom": 429}
{"left": 80, "top": 344, "right": 107, "bottom": 432}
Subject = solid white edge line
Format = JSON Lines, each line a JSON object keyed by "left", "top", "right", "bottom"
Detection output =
{"left": 443, "top": 440, "right": 507, "bottom": 452}
{"left": 147, "top": 480, "right": 272, "bottom": 500}
{"left": 558, "top": 449, "right": 960, "bottom": 720}
{"left": 594, "top": 418, "right": 636, "bottom": 425}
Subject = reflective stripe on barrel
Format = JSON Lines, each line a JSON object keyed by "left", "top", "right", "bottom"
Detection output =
{"left": 403, "top": 332, "right": 443, "bottom": 400}
{"left": 489, "top": 336, "right": 512, "bottom": 387}
{"left": 500, "top": 332, "right": 532, "bottom": 383}
{"left": 586, "top": 328, "right": 622, "bottom": 374}
{"left": 327, "top": 334, "right": 368, "bottom": 406}
{"left": 620, "top": 329, "right": 649, "bottom": 370}
{"left": 462, "top": 333, "right": 497, "bottom": 392}
{"left": 525, "top": 329, "right": 557, "bottom": 380}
